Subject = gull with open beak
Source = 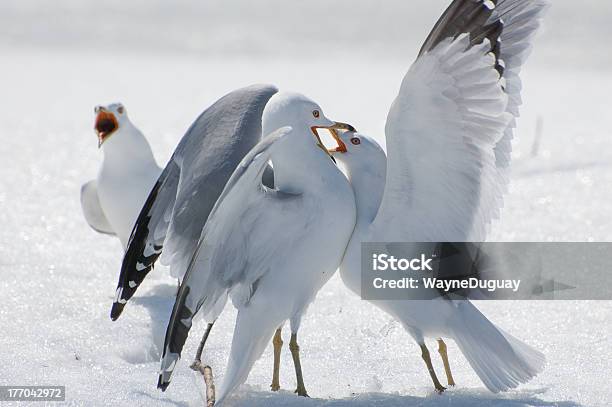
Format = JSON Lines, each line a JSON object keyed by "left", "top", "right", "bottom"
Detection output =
{"left": 81, "top": 103, "right": 161, "bottom": 249}
{"left": 311, "top": 121, "right": 354, "bottom": 162}
{"left": 157, "top": 91, "right": 356, "bottom": 405}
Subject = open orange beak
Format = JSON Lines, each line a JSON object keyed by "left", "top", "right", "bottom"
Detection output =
{"left": 94, "top": 107, "right": 119, "bottom": 148}
{"left": 310, "top": 121, "right": 354, "bottom": 160}
{"left": 327, "top": 129, "right": 347, "bottom": 153}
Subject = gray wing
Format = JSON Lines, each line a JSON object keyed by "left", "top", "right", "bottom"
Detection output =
{"left": 158, "top": 128, "right": 296, "bottom": 390}
{"left": 417, "top": 0, "right": 549, "bottom": 237}
{"left": 80, "top": 180, "right": 115, "bottom": 236}
{"left": 111, "top": 84, "right": 278, "bottom": 320}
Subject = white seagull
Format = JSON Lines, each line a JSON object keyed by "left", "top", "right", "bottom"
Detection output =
{"left": 157, "top": 92, "right": 357, "bottom": 405}
{"left": 81, "top": 103, "right": 161, "bottom": 249}
{"left": 329, "top": 0, "right": 549, "bottom": 393}
{"left": 109, "top": 85, "right": 292, "bottom": 405}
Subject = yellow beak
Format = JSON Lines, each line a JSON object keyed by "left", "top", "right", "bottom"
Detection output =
{"left": 310, "top": 121, "right": 355, "bottom": 161}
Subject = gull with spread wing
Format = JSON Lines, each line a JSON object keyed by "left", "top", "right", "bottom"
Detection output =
{"left": 110, "top": 85, "right": 277, "bottom": 320}
{"left": 109, "top": 85, "right": 281, "bottom": 402}
{"left": 329, "top": 0, "right": 549, "bottom": 393}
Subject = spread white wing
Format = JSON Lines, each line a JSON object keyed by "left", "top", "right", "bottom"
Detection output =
{"left": 159, "top": 127, "right": 307, "bottom": 389}
{"left": 374, "top": 34, "right": 511, "bottom": 242}
{"left": 80, "top": 180, "right": 115, "bottom": 236}
{"left": 373, "top": 0, "right": 548, "bottom": 242}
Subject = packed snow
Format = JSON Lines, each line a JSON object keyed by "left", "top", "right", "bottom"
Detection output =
{"left": 0, "top": 1, "right": 610, "bottom": 406}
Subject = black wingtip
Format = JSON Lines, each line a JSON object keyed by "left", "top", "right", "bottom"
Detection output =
{"left": 157, "top": 376, "right": 169, "bottom": 392}
{"left": 110, "top": 302, "right": 125, "bottom": 321}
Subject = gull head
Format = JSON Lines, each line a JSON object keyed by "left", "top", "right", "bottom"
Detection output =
{"left": 329, "top": 130, "right": 386, "bottom": 167}
{"left": 329, "top": 131, "right": 387, "bottom": 222}
{"left": 262, "top": 92, "right": 355, "bottom": 160}
{"left": 94, "top": 103, "right": 129, "bottom": 148}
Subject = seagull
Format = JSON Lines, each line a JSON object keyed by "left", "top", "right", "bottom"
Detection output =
{"left": 329, "top": 0, "right": 549, "bottom": 394}
{"left": 81, "top": 103, "right": 162, "bottom": 249}
{"left": 108, "top": 85, "right": 295, "bottom": 404}
{"left": 110, "top": 85, "right": 277, "bottom": 320}
{"left": 157, "top": 92, "right": 357, "bottom": 405}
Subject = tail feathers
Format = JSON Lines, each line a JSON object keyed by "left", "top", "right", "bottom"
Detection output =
{"left": 216, "top": 310, "right": 279, "bottom": 404}
{"left": 498, "top": 327, "right": 546, "bottom": 376}
{"left": 450, "top": 301, "right": 545, "bottom": 392}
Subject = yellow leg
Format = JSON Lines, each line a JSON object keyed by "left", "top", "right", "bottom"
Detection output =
{"left": 270, "top": 328, "right": 283, "bottom": 391}
{"left": 420, "top": 343, "right": 446, "bottom": 393}
{"left": 437, "top": 339, "right": 456, "bottom": 386}
{"left": 289, "top": 333, "right": 309, "bottom": 397}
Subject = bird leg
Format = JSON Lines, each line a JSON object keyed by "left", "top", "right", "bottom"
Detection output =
{"left": 289, "top": 333, "right": 309, "bottom": 397}
{"left": 190, "top": 322, "right": 216, "bottom": 407}
{"left": 437, "top": 339, "right": 456, "bottom": 387}
{"left": 420, "top": 343, "right": 446, "bottom": 393}
{"left": 270, "top": 328, "right": 283, "bottom": 391}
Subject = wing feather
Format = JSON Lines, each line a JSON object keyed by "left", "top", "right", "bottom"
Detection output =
{"left": 158, "top": 127, "right": 295, "bottom": 389}
{"left": 111, "top": 84, "right": 278, "bottom": 320}
{"left": 80, "top": 180, "right": 115, "bottom": 236}
{"left": 475, "top": 0, "right": 549, "bottom": 238}
{"left": 375, "top": 0, "right": 548, "bottom": 241}
{"left": 374, "top": 34, "right": 511, "bottom": 242}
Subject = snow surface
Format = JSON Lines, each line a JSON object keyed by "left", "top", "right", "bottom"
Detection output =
{"left": 1, "top": 1, "right": 611, "bottom": 406}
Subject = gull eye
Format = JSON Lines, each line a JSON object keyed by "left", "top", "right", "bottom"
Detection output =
{"left": 312, "top": 110, "right": 320, "bottom": 118}
{"left": 117, "top": 106, "right": 125, "bottom": 114}
{"left": 350, "top": 137, "right": 361, "bottom": 145}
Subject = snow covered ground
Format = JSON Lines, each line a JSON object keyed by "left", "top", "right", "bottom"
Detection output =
{"left": 0, "top": 1, "right": 611, "bottom": 406}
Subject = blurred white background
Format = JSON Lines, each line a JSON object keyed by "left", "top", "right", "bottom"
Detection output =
{"left": 1, "top": 0, "right": 610, "bottom": 66}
